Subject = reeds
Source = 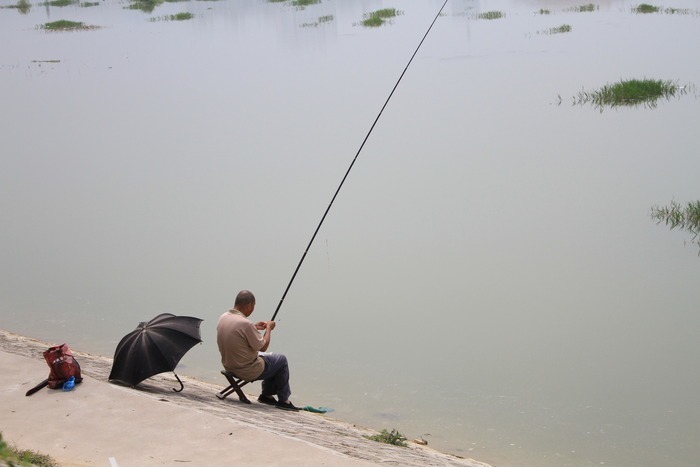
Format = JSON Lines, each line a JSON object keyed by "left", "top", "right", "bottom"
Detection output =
{"left": 573, "top": 78, "right": 690, "bottom": 110}
{"left": 361, "top": 8, "right": 401, "bottom": 27}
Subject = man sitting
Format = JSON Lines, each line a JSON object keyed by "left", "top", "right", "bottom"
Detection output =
{"left": 216, "top": 290, "right": 298, "bottom": 411}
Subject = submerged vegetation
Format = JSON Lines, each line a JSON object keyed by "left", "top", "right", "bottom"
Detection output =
{"left": 3, "top": 0, "right": 32, "bottom": 14}
{"left": 360, "top": 8, "right": 401, "bottom": 27}
{"left": 541, "top": 24, "right": 572, "bottom": 34}
{"left": 572, "top": 78, "right": 691, "bottom": 110}
{"left": 149, "top": 11, "right": 194, "bottom": 21}
{"left": 301, "top": 14, "right": 333, "bottom": 27}
{"left": 39, "top": 0, "right": 77, "bottom": 6}
{"left": 651, "top": 201, "right": 700, "bottom": 254}
{"left": 478, "top": 10, "right": 504, "bottom": 20}
{"left": 39, "top": 19, "right": 99, "bottom": 30}
{"left": 365, "top": 428, "right": 408, "bottom": 447}
{"left": 565, "top": 3, "right": 598, "bottom": 12}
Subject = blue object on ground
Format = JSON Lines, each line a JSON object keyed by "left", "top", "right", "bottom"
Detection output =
{"left": 301, "top": 405, "right": 334, "bottom": 413}
{"left": 62, "top": 376, "right": 75, "bottom": 391}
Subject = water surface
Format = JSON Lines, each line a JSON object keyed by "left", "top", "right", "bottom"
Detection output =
{"left": 1, "top": 1, "right": 699, "bottom": 466}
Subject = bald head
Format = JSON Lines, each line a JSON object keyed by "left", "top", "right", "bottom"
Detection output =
{"left": 235, "top": 290, "right": 256, "bottom": 308}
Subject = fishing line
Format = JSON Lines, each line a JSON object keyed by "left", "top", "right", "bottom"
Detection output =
{"left": 271, "top": 0, "right": 449, "bottom": 321}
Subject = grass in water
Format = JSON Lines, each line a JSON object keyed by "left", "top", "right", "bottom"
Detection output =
{"left": 541, "top": 24, "right": 572, "bottom": 34}
{"left": 292, "top": 0, "right": 320, "bottom": 7}
{"left": 478, "top": 10, "right": 504, "bottom": 20}
{"left": 0, "top": 432, "right": 58, "bottom": 467}
{"left": 565, "top": 3, "right": 598, "bottom": 12}
{"left": 634, "top": 3, "right": 660, "bottom": 13}
{"left": 39, "top": 19, "right": 98, "bottom": 30}
{"left": 39, "top": 0, "right": 77, "bottom": 6}
{"left": 149, "top": 11, "right": 194, "bottom": 21}
{"left": 651, "top": 200, "right": 700, "bottom": 254}
{"left": 126, "top": 0, "right": 164, "bottom": 13}
{"left": 538, "top": 8, "right": 551, "bottom": 14}
{"left": 361, "top": 8, "right": 401, "bottom": 27}
{"left": 301, "top": 14, "right": 333, "bottom": 27}
{"left": 572, "top": 78, "right": 690, "bottom": 110}
{"left": 3, "top": 0, "right": 32, "bottom": 13}
{"left": 365, "top": 429, "right": 408, "bottom": 447}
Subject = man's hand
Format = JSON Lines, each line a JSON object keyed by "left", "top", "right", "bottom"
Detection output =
{"left": 265, "top": 321, "right": 276, "bottom": 331}
{"left": 254, "top": 321, "right": 266, "bottom": 330}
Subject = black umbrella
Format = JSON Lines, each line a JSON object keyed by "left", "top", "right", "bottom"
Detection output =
{"left": 109, "top": 313, "right": 203, "bottom": 392}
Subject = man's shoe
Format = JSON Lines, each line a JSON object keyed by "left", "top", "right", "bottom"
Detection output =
{"left": 257, "top": 395, "right": 277, "bottom": 405}
{"left": 275, "top": 400, "right": 300, "bottom": 411}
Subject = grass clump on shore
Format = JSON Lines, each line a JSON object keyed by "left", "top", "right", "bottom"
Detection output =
{"left": 361, "top": 8, "right": 401, "bottom": 27}
{"left": 573, "top": 78, "right": 689, "bottom": 110}
{"left": 0, "top": 432, "right": 58, "bottom": 467}
{"left": 39, "top": 19, "right": 99, "bottom": 30}
{"left": 478, "top": 10, "right": 504, "bottom": 20}
{"left": 365, "top": 428, "right": 408, "bottom": 447}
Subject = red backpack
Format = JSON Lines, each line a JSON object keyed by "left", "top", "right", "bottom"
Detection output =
{"left": 26, "top": 344, "right": 83, "bottom": 396}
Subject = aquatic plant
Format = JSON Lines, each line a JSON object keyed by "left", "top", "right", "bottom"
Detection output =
{"left": 39, "top": 0, "right": 77, "bottom": 6}
{"left": 572, "top": 78, "right": 690, "bottom": 110}
{"left": 361, "top": 8, "right": 401, "bottom": 27}
{"left": 651, "top": 200, "right": 700, "bottom": 254}
{"left": 301, "top": 14, "right": 333, "bottom": 27}
{"left": 39, "top": 19, "right": 99, "bottom": 30}
{"left": 80, "top": 1, "right": 100, "bottom": 6}
{"left": 478, "top": 10, "right": 504, "bottom": 20}
{"left": 538, "top": 8, "right": 551, "bottom": 14}
{"left": 292, "top": 0, "right": 320, "bottom": 7}
{"left": 149, "top": 11, "right": 194, "bottom": 21}
{"left": 365, "top": 428, "right": 408, "bottom": 447}
{"left": 565, "top": 3, "right": 598, "bottom": 12}
{"left": 542, "top": 24, "right": 572, "bottom": 34}
{"left": 634, "top": 3, "right": 660, "bottom": 13}
{"left": 3, "top": 0, "right": 32, "bottom": 13}
{"left": 126, "top": 0, "right": 164, "bottom": 13}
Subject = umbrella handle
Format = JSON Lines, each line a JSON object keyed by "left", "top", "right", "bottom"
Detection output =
{"left": 172, "top": 373, "right": 184, "bottom": 392}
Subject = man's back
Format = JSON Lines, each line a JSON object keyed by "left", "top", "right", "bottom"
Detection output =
{"left": 216, "top": 310, "right": 265, "bottom": 381}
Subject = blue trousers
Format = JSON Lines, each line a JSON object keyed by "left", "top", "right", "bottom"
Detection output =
{"left": 257, "top": 353, "right": 292, "bottom": 402}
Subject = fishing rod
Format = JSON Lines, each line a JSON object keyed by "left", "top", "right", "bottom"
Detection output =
{"left": 271, "top": 0, "right": 449, "bottom": 322}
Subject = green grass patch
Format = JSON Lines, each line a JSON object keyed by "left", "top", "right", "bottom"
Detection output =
{"left": 301, "top": 14, "right": 333, "bottom": 27}
{"left": 126, "top": 0, "right": 163, "bottom": 13}
{"left": 0, "top": 433, "right": 58, "bottom": 467}
{"left": 633, "top": 3, "right": 660, "bottom": 13}
{"left": 149, "top": 11, "right": 194, "bottom": 21}
{"left": 573, "top": 78, "right": 691, "bottom": 110}
{"left": 39, "top": 19, "right": 99, "bottom": 30}
{"left": 542, "top": 24, "right": 572, "bottom": 34}
{"left": 538, "top": 8, "right": 551, "bottom": 14}
{"left": 4, "top": 0, "right": 32, "bottom": 13}
{"left": 651, "top": 200, "right": 700, "bottom": 253}
{"left": 39, "top": 0, "right": 77, "bottom": 6}
{"left": 80, "top": 1, "right": 100, "bottom": 6}
{"left": 292, "top": 0, "right": 320, "bottom": 7}
{"left": 478, "top": 10, "right": 504, "bottom": 20}
{"left": 565, "top": 3, "right": 598, "bottom": 12}
{"left": 361, "top": 8, "right": 401, "bottom": 27}
{"left": 365, "top": 428, "right": 408, "bottom": 447}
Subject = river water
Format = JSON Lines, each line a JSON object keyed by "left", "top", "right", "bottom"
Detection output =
{"left": 1, "top": 0, "right": 699, "bottom": 466}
